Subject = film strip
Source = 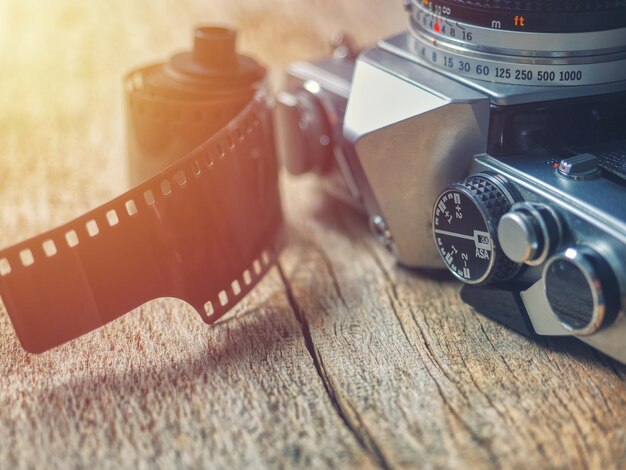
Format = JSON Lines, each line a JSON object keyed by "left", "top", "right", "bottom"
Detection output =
{"left": 0, "top": 27, "right": 284, "bottom": 353}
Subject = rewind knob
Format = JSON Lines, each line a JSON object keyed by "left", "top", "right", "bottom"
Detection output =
{"left": 433, "top": 172, "right": 523, "bottom": 285}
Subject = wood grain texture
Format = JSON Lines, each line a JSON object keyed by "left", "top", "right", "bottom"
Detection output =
{"left": 0, "top": 0, "right": 625, "bottom": 468}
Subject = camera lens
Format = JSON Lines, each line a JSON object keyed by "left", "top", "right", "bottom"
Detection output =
{"left": 421, "top": 0, "right": 626, "bottom": 33}
{"left": 407, "top": 0, "right": 626, "bottom": 86}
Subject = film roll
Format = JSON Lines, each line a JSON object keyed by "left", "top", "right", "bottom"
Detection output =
{"left": 0, "top": 27, "right": 284, "bottom": 353}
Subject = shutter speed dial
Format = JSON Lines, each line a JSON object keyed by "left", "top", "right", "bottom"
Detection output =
{"left": 433, "top": 173, "right": 522, "bottom": 285}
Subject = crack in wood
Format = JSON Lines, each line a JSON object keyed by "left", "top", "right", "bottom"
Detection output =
{"left": 276, "top": 261, "right": 391, "bottom": 470}
{"left": 361, "top": 240, "right": 501, "bottom": 467}
{"left": 477, "top": 320, "right": 516, "bottom": 376}
{"left": 550, "top": 389, "right": 591, "bottom": 468}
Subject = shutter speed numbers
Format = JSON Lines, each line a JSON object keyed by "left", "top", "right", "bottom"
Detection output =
{"left": 419, "top": 44, "right": 585, "bottom": 86}
{"left": 414, "top": 6, "right": 586, "bottom": 86}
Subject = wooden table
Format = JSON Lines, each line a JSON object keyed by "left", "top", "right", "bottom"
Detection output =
{"left": 0, "top": 1, "right": 625, "bottom": 468}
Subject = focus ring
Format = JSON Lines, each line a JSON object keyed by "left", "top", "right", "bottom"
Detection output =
{"left": 435, "top": 0, "right": 626, "bottom": 13}
{"left": 413, "top": 0, "right": 626, "bottom": 32}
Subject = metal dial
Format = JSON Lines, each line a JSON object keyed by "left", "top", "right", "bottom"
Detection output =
{"left": 544, "top": 247, "right": 620, "bottom": 335}
{"left": 498, "top": 203, "right": 562, "bottom": 266}
{"left": 433, "top": 173, "right": 521, "bottom": 285}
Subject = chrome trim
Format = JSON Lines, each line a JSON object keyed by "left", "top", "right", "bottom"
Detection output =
{"left": 542, "top": 247, "right": 605, "bottom": 336}
{"left": 509, "top": 202, "right": 562, "bottom": 266}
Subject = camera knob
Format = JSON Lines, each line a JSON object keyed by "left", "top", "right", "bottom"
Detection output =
{"left": 498, "top": 203, "right": 562, "bottom": 266}
{"left": 433, "top": 172, "right": 522, "bottom": 285}
{"left": 543, "top": 247, "right": 620, "bottom": 335}
{"left": 275, "top": 89, "right": 333, "bottom": 175}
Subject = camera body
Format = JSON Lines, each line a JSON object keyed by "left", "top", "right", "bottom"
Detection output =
{"left": 452, "top": 147, "right": 626, "bottom": 362}
{"left": 278, "top": 34, "right": 492, "bottom": 266}
{"left": 277, "top": 0, "right": 626, "bottom": 362}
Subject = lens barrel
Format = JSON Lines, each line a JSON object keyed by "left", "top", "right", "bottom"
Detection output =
{"left": 406, "top": 0, "right": 626, "bottom": 86}
{"left": 420, "top": 0, "right": 626, "bottom": 32}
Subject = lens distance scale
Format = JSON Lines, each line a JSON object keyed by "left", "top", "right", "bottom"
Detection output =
{"left": 410, "top": 0, "right": 626, "bottom": 33}
{"left": 433, "top": 174, "right": 521, "bottom": 285}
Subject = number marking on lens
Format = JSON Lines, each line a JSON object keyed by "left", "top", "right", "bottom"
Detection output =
{"left": 409, "top": 40, "right": 603, "bottom": 86}
{"left": 410, "top": 2, "right": 626, "bottom": 86}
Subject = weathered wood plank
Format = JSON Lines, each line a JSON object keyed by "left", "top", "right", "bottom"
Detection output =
{"left": 0, "top": 1, "right": 401, "bottom": 467}
{"left": 1, "top": 0, "right": 626, "bottom": 469}
{"left": 0, "top": 274, "right": 384, "bottom": 468}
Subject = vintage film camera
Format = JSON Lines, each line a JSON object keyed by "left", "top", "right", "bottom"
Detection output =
{"left": 276, "top": 0, "right": 626, "bottom": 362}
